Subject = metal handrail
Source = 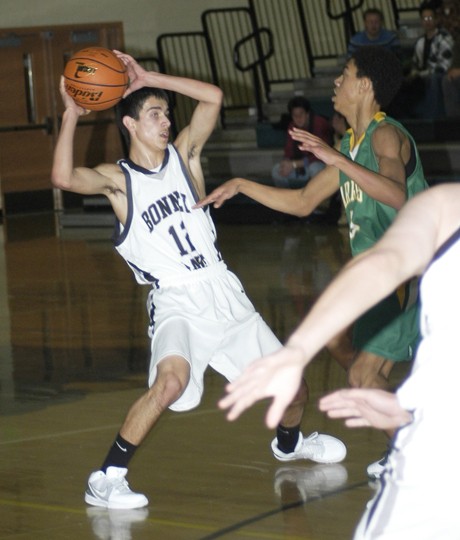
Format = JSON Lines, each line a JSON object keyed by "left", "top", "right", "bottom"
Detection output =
{"left": 233, "top": 27, "right": 274, "bottom": 122}
{"left": 0, "top": 117, "right": 53, "bottom": 134}
{"left": 150, "top": 1, "right": 421, "bottom": 129}
{"left": 325, "top": 0, "right": 365, "bottom": 44}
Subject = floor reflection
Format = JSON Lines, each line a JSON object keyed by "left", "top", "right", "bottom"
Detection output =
{"left": 1, "top": 213, "right": 351, "bottom": 416}
{"left": 0, "top": 212, "right": 386, "bottom": 540}
{"left": 86, "top": 507, "right": 150, "bottom": 540}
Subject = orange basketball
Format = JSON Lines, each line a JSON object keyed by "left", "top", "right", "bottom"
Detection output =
{"left": 63, "top": 47, "right": 129, "bottom": 111}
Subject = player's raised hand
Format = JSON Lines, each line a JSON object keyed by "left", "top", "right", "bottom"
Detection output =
{"left": 113, "top": 50, "right": 148, "bottom": 96}
{"left": 290, "top": 127, "right": 340, "bottom": 166}
{"left": 59, "top": 77, "right": 91, "bottom": 116}
{"left": 218, "top": 345, "right": 306, "bottom": 428}
{"left": 193, "top": 178, "right": 241, "bottom": 209}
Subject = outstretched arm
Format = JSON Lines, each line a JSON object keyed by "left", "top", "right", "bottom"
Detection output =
{"left": 194, "top": 165, "right": 340, "bottom": 217}
{"left": 219, "top": 184, "right": 460, "bottom": 427}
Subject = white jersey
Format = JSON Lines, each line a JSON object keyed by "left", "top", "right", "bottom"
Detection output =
{"left": 113, "top": 144, "right": 224, "bottom": 288}
{"left": 355, "top": 225, "right": 460, "bottom": 539}
{"left": 112, "top": 144, "right": 282, "bottom": 412}
{"left": 398, "top": 225, "right": 460, "bottom": 414}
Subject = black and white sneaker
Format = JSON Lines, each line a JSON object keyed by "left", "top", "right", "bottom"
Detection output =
{"left": 271, "top": 432, "right": 347, "bottom": 463}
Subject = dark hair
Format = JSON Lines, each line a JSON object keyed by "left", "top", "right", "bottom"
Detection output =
{"left": 287, "top": 96, "right": 311, "bottom": 115}
{"left": 116, "top": 87, "right": 169, "bottom": 149}
{"left": 363, "top": 8, "right": 384, "bottom": 20}
{"left": 418, "top": 1, "right": 439, "bottom": 15}
{"left": 351, "top": 46, "right": 403, "bottom": 108}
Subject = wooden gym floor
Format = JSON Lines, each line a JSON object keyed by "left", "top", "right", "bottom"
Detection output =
{"left": 0, "top": 211, "right": 411, "bottom": 539}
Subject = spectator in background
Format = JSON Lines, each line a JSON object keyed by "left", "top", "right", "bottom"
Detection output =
{"left": 403, "top": 1, "right": 453, "bottom": 118}
{"left": 271, "top": 96, "right": 333, "bottom": 189}
{"left": 331, "top": 112, "right": 348, "bottom": 147}
{"left": 441, "top": 0, "right": 460, "bottom": 115}
{"left": 440, "top": 0, "right": 460, "bottom": 35}
{"left": 347, "top": 8, "right": 400, "bottom": 57}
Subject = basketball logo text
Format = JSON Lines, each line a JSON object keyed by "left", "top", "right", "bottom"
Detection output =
{"left": 64, "top": 82, "right": 104, "bottom": 103}
{"left": 73, "top": 62, "right": 98, "bottom": 79}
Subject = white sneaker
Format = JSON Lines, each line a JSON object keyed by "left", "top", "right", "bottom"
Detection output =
{"left": 85, "top": 466, "right": 149, "bottom": 509}
{"left": 271, "top": 432, "right": 346, "bottom": 464}
{"left": 367, "top": 451, "right": 389, "bottom": 480}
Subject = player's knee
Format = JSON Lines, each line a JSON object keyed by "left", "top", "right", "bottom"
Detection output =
{"left": 347, "top": 363, "right": 365, "bottom": 388}
{"left": 347, "top": 362, "right": 388, "bottom": 389}
{"left": 155, "top": 370, "right": 187, "bottom": 403}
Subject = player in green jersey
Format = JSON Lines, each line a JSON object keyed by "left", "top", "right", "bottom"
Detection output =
{"left": 195, "top": 46, "right": 428, "bottom": 478}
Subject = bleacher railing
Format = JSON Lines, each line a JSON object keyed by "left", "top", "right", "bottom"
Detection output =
{"left": 137, "top": 0, "right": 420, "bottom": 130}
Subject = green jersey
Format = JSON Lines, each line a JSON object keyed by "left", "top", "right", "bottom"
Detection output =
{"left": 339, "top": 112, "right": 428, "bottom": 361}
{"left": 340, "top": 112, "right": 428, "bottom": 257}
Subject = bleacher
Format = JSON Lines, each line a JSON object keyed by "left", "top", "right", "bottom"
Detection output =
{"left": 60, "top": 0, "right": 460, "bottom": 227}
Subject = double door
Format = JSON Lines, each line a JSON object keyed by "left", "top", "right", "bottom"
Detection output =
{"left": 0, "top": 22, "right": 125, "bottom": 213}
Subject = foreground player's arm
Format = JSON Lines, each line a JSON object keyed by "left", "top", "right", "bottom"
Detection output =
{"left": 290, "top": 123, "right": 407, "bottom": 209}
{"left": 219, "top": 184, "right": 460, "bottom": 427}
{"left": 194, "top": 164, "right": 340, "bottom": 217}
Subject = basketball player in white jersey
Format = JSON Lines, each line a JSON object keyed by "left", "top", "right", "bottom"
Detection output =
{"left": 51, "top": 52, "right": 346, "bottom": 509}
{"left": 219, "top": 183, "right": 460, "bottom": 538}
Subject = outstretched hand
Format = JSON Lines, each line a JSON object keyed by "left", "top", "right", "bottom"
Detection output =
{"left": 193, "top": 178, "right": 240, "bottom": 209}
{"left": 218, "top": 346, "right": 306, "bottom": 428}
{"left": 319, "top": 388, "right": 413, "bottom": 430}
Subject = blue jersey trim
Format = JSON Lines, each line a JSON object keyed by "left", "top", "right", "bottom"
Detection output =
{"left": 112, "top": 161, "right": 134, "bottom": 247}
{"left": 172, "top": 143, "right": 200, "bottom": 204}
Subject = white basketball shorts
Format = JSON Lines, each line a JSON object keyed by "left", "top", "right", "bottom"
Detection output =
{"left": 146, "top": 263, "right": 281, "bottom": 411}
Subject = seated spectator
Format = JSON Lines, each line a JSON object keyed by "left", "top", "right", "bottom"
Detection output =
{"left": 331, "top": 112, "right": 348, "bottom": 148}
{"left": 389, "top": 1, "right": 453, "bottom": 119}
{"left": 347, "top": 8, "right": 400, "bottom": 57}
{"left": 271, "top": 96, "right": 333, "bottom": 189}
{"left": 404, "top": 0, "right": 453, "bottom": 118}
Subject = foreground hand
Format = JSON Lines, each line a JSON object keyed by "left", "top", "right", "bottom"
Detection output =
{"left": 193, "top": 179, "right": 240, "bottom": 209}
{"left": 218, "top": 346, "right": 306, "bottom": 428}
{"left": 319, "top": 388, "right": 413, "bottom": 430}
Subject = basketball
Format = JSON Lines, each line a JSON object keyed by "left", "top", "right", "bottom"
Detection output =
{"left": 63, "top": 47, "right": 129, "bottom": 111}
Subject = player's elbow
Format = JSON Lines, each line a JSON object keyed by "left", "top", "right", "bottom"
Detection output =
{"left": 293, "top": 206, "right": 313, "bottom": 218}
{"left": 51, "top": 168, "right": 72, "bottom": 191}
{"left": 389, "top": 190, "right": 407, "bottom": 211}
{"left": 291, "top": 195, "right": 315, "bottom": 218}
{"left": 214, "top": 86, "right": 224, "bottom": 106}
